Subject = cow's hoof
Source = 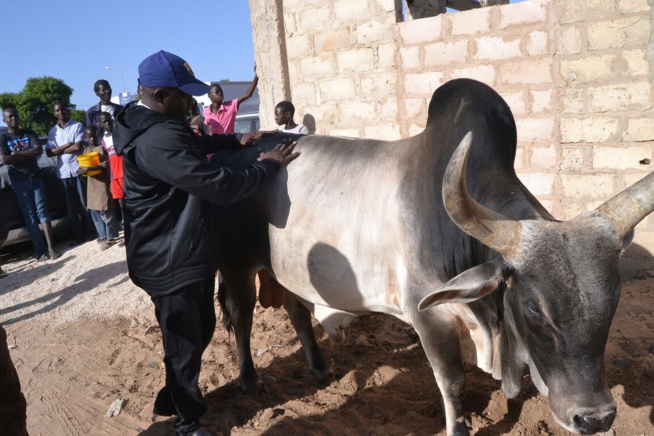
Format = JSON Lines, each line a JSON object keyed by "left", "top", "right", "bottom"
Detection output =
{"left": 241, "top": 379, "right": 265, "bottom": 396}
{"left": 313, "top": 368, "right": 335, "bottom": 385}
{"left": 449, "top": 422, "right": 470, "bottom": 436}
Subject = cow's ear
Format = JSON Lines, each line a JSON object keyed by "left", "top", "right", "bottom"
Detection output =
{"left": 418, "top": 261, "right": 509, "bottom": 311}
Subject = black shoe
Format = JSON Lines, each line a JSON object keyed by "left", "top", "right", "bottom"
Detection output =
{"left": 176, "top": 426, "right": 215, "bottom": 436}
{"left": 153, "top": 387, "right": 176, "bottom": 416}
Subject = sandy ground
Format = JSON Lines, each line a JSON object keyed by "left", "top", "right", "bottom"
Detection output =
{"left": 1, "top": 238, "right": 653, "bottom": 436}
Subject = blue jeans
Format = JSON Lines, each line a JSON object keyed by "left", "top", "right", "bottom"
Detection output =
{"left": 11, "top": 177, "right": 51, "bottom": 257}
{"left": 60, "top": 175, "right": 94, "bottom": 242}
{"left": 90, "top": 209, "right": 120, "bottom": 240}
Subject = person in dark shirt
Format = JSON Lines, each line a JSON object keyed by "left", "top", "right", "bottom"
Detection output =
{"left": 113, "top": 50, "right": 299, "bottom": 436}
{"left": 85, "top": 79, "right": 124, "bottom": 136}
{"left": 0, "top": 108, "right": 60, "bottom": 260}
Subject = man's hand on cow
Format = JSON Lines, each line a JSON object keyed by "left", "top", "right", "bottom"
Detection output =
{"left": 240, "top": 130, "right": 279, "bottom": 147}
{"left": 259, "top": 139, "right": 300, "bottom": 167}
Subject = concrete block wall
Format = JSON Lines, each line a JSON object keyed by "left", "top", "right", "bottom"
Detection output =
{"left": 249, "top": 0, "right": 654, "bottom": 252}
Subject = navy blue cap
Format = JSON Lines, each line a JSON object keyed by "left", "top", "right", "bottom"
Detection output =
{"left": 138, "top": 50, "right": 210, "bottom": 96}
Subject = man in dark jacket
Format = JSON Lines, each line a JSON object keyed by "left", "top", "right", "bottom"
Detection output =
{"left": 85, "top": 79, "right": 124, "bottom": 136}
{"left": 113, "top": 50, "right": 299, "bottom": 436}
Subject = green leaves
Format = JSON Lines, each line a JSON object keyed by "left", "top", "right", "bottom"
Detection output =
{"left": 0, "top": 76, "right": 83, "bottom": 136}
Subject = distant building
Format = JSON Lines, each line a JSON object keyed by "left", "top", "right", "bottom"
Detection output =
{"left": 110, "top": 92, "right": 136, "bottom": 106}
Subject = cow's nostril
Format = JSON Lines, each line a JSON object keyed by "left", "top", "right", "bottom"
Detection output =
{"left": 573, "top": 411, "right": 615, "bottom": 435}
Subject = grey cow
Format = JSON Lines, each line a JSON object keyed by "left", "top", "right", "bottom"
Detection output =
{"left": 212, "top": 78, "right": 654, "bottom": 435}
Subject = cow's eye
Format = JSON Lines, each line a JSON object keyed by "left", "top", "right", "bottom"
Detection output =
{"left": 525, "top": 302, "right": 541, "bottom": 319}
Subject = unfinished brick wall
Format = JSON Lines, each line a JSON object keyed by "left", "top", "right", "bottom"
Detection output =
{"left": 248, "top": 0, "right": 654, "bottom": 253}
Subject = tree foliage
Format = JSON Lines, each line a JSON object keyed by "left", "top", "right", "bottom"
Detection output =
{"left": 0, "top": 76, "right": 85, "bottom": 136}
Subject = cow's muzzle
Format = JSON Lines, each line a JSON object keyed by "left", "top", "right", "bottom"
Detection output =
{"left": 572, "top": 409, "right": 615, "bottom": 435}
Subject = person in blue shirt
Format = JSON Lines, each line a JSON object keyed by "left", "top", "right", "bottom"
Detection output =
{"left": 0, "top": 108, "right": 60, "bottom": 260}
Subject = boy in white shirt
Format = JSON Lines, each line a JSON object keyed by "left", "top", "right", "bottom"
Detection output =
{"left": 274, "top": 101, "right": 308, "bottom": 134}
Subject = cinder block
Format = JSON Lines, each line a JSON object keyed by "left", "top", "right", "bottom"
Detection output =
{"left": 560, "top": 55, "right": 617, "bottom": 84}
{"left": 557, "top": 26, "right": 583, "bottom": 54}
{"left": 373, "top": 0, "right": 398, "bottom": 13}
{"left": 364, "top": 123, "right": 402, "bottom": 140}
{"left": 588, "top": 82, "right": 651, "bottom": 112}
{"left": 622, "top": 118, "right": 654, "bottom": 142}
{"left": 337, "top": 48, "right": 375, "bottom": 72}
{"left": 300, "top": 56, "right": 336, "bottom": 77}
{"left": 516, "top": 172, "right": 555, "bottom": 196}
{"left": 287, "top": 34, "right": 313, "bottom": 58}
{"left": 425, "top": 40, "right": 468, "bottom": 66}
{"left": 501, "top": 91, "right": 527, "bottom": 115}
{"left": 340, "top": 100, "right": 378, "bottom": 121}
{"left": 587, "top": 17, "right": 650, "bottom": 50}
{"left": 378, "top": 43, "right": 397, "bottom": 69}
{"left": 356, "top": 20, "right": 391, "bottom": 44}
{"left": 514, "top": 147, "right": 525, "bottom": 170}
{"left": 334, "top": 0, "right": 372, "bottom": 22}
{"left": 449, "top": 65, "right": 495, "bottom": 86}
{"left": 585, "top": 0, "right": 616, "bottom": 16}
{"left": 526, "top": 31, "right": 548, "bottom": 56}
{"left": 297, "top": 7, "right": 332, "bottom": 32}
{"left": 448, "top": 6, "right": 491, "bottom": 36}
{"left": 561, "top": 88, "right": 585, "bottom": 114}
{"left": 561, "top": 173, "right": 618, "bottom": 199}
{"left": 474, "top": 36, "right": 521, "bottom": 61}
{"left": 561, "top": 147, "right": 587, "bottom": 171}
{"left": 302, "top": 102, "right": 339, "bottom": 128}
{"left": 403, "top": 98, "right": 426, "bottom": 118}
{"left": 531, "top": 89, "right": 552, "bottom": 113}
{"left": 619, "top": 0, "right": 650, "bottom": 13}
{"left": 400, "top": 46, "right": 421, "bottom": 69}
{"left": 560, "top": 117, "right": 618, "bottom": 143}
{"left": 361, "top": 73, "right": 397, "bottom": 98}
{"left": 318, "top": 78, "right": 357, "bottom": 102}
{"left": 622, "top": 49, "right": 650, "bottom": 76}
{"left": 399, "top": 16, "right": 443, "bottom": 44}
{"left": 529, "top": 146, "right": 558, "bottom": 170}
{"left": 330, "top": 127, "right": 361, "bottom": 137}
{"left": 499, "top": 0, "right": 547, "bottom": 28}
{"left": 380, "top": 96, "right": 399, "bottom": 119}
{"left": 292, "top": 82, "right": 318, "bottom": 106}
{"left": 499, "top": 60, "right": 553, "bottom": 85}
{"left": 559, "top": 1, "right": 585, "bottom": 24}
{"left": 516, "top": 117, "right": 555, "bottom": 143}
{"left": 314, "top": 28, "right": 351, "bottom": 52}
{"left": 593, "top": 145, "right": 653, "bottom": 170}
{"left": 404, "top": 72, "right": 445, "bottom": 95}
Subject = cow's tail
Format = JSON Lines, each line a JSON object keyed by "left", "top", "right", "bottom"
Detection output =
{"left": 217, "top": 276, "right": 234, "bottom": 334}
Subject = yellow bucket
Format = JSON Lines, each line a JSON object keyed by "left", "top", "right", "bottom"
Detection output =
{"left": 77, "top": 152, "right": 101, "bottom": 176}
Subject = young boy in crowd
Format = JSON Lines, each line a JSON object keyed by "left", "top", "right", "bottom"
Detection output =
{"left": 77, "top": 125, "right": 120, "bottom": 250}
{"left": 98, "top": 112, "right": 125, "bottom": 229}
{"left": 274, "top": 101, "right": 309, "bottom": 134}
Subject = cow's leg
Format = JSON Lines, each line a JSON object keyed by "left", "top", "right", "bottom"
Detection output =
{"left": 283, "top": 293, "right": 334, "bottom": 384}
{"left": 219, "top": 269, "right": 261, "bottom": 395}
{"left": 414, "top": 313, "right": 469, "bottom": 436}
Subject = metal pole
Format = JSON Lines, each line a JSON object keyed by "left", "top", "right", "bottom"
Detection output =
{"left": 104, "top": 66, "right": 126, "bottom": 94}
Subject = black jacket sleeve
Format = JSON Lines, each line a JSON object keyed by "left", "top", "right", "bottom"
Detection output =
{"left": 135, "top": 124, "right": 280, "bottom": 206}
{"left": 199, "top": 133, "right": 242, "bottom": 155}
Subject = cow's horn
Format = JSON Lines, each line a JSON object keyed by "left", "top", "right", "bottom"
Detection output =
{"left": 596, "top": 172, "right": 654, "bottom": 239}
{"left": 442, "top": 132, "right": 522, "bottom": 258}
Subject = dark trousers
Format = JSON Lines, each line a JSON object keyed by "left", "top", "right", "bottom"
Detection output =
{"left": 152, "top": 278, "right": 216, "bottom": 433}
{"left": 60, "top": 175, "right": 94, "bottom": 242}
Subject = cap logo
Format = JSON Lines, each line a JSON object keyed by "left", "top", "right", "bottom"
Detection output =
{"left": 183, "top": 62, "right": 195, "bottom": 77}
